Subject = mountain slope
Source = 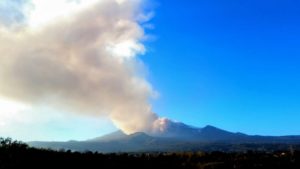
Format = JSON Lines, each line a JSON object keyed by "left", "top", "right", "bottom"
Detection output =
{"left": 28, "top": 121, "right": 300, "bottom": 152}
{"left": 149, "top": 118, "right": 248, "bottom": 141}
{"left": 87, "top": 130, "right": 126, "bottom": 142}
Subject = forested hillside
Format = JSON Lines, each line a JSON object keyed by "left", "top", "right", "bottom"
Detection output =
{"left": 1, "top": 137, "right": 300, "bottom": 169}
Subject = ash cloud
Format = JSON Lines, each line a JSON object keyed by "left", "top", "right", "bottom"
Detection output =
{"left": 0, "top": 0, "right": 158, "bottom": 134}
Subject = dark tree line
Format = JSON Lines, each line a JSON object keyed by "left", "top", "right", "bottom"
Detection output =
{"left": 0, "top": 137, "right": 299, "bottom": 169}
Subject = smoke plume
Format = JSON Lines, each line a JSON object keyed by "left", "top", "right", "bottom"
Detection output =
{"left": 0, "top": 0, "right": 158, "bottom": 134}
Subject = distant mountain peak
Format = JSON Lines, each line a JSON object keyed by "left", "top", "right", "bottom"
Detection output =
{"left": 203, "top": 125, "right": 217, "bottom": 129}
{"left": 127, "top": 132, "right": 153, "bottom": 142}
{"left": 129, "top": 131, "right": 145, "bottom": 135}
{"left": 129, "top": 132, "right": 150, "bottom": 138}
{"left": 29, "top": 120, "right": 300, "bottom": 152}
{"left": 201, "top": 125, "right": 223, "bottom": 132}
{"left": 88, "top": 120, "right": 240, "bottom": 142}
{"left": 88, "top": 130, "right": 127, "bottom": 142}
{"left": 151, "top": 118, "right": 196, "bottom": 131}
{"left": 150, "top": 118, "right": 195, "bottom": 137}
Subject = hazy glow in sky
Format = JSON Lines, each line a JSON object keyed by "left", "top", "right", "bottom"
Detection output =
{"left": 28, "top": 0, "right": 99, "bottom": 28}
{"left": 0, "top": 97, "right": 28, "bottom": 126}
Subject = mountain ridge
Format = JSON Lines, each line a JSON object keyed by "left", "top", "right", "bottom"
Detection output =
{"left": 28, "top": 121, "right": 300, "bottom": 152}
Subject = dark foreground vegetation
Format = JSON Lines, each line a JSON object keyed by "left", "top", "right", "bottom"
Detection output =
{"left": 1, "top": 138, "right": 300, "bottom": 169}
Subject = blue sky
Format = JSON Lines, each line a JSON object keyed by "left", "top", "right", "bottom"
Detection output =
{"left": 0, "top": 0, "right": 300, "bottom": 141}
{"left": 144, "top": 0, "right": 300, "bottom": 135}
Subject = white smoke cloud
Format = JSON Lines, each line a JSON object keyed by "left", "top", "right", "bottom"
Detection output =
{"left": 0, "top": 0, "right": 158, "bottom": 134}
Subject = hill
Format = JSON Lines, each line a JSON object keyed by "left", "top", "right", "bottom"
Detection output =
{"left": 29, "top": 121, "right": 300, "bottom": 152}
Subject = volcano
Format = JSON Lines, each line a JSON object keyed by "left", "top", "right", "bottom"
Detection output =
{"left": 29, "top": 119, "right": 300, "bottom": 152}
